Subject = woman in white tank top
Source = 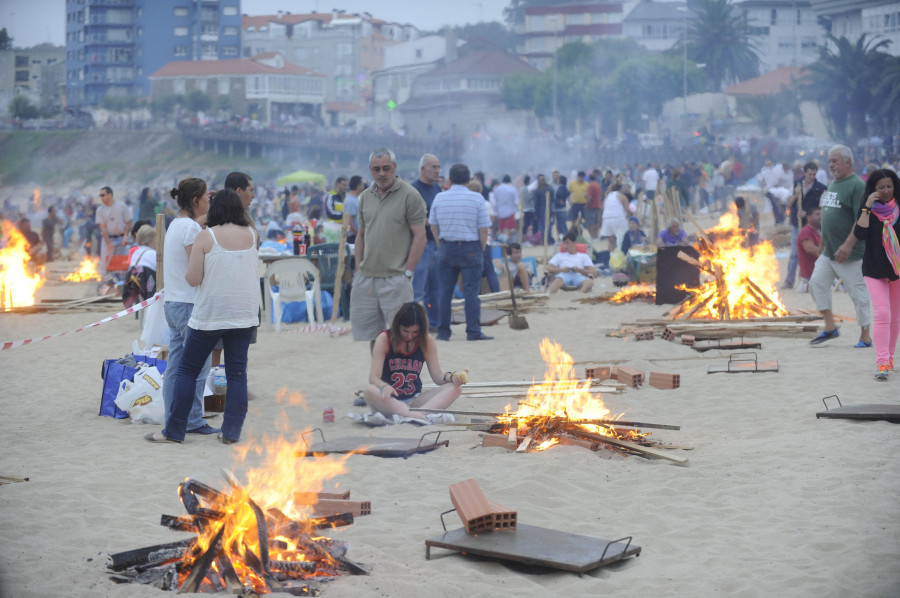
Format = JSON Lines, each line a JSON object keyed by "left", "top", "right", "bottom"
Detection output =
{"left": 600, "top": 183, "right": 631, "bottom": 253}
{"left": 146, "top": 189, "right": 259, "bottom": 445}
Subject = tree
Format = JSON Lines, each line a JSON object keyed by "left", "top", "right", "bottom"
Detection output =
{"left": 8, "top": 95, "right": 39, "bottom": 120}
{"left": 0, "top": 28, "right": 12, "bottom": 51}
{"left": 446, "top": 22, "right": 520, "bottom": 52}
{"left": 185, "top": 89, "right": 212, "bottom": 113}
{"left": 675, "top": 0, "right": 760, "bottom": 91}
{"left": 803, "top": 34, "right": 892, "bottom": 140}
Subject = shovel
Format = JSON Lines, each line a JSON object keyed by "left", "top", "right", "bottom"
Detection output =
{"left": 502, "top": 251, "right": 529, "bottom": 330}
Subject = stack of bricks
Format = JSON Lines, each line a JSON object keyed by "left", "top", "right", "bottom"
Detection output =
{"left": 634, "top": 328, "right": 654, "bottom": 341}
{"left": 585, "top": 366, "right": 612, "bottom": 381}
{"left": 449, "top": 478, "right": 517, "bottom": 534}
{"left": 612, "top": 366, "right": 645, "bottom": 388}
{"left": 680, "top": 335, "right": 695, "bottom": 346}
{"left": 661, "top": 327, "right": 677, "bottom": 341}
{"left": 648, "top": 371, "right": 681, "bottom": 389}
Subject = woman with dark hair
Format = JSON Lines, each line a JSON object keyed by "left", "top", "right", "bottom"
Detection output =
{"left": 553, "top": 175, "right": 570, "bottom": 239}
{"left": 156, "top": 177, "right": 216, "bottom": 437}
{"left": 362, "top": 301, "right": 465, "bottom": 425}
{"left": 147, "top": 189, "right": 259, "bottom": 443}
{"left": 854, "top": 168, "right": 900, "bottom": 380}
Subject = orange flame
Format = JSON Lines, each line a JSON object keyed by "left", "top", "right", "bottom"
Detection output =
{"left": 177, "top": 395, "right": 354, "bottom": 592}
{"left": 1, "top": 220, "right": 45, "bottom": 310}
{"left": 497, "top": 339, "right": 638, "bottom": 450}
{"left": 62, "top": 256, "right": 102, "bottom": 281}
{"left": 673, "top": 212, "right": 788, "bottom": 319}
{"left": 610, "top": 283, "right": 656, "bottom": 303}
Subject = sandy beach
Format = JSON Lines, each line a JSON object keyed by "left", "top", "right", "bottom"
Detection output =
{"left": 1, "top": 244, "right": 899, "bottom": 598}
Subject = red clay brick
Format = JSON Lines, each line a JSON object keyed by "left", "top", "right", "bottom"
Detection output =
{"left": 661, "top": 327, "right": 677, "bottom": 341}
{"left": 634, "top": 328, "right": 654, "bottom": 341}
{"left": 585, "top": 366, "right": 612, "bottom": 380}
{"left": 648, "top": 372, "right": 680, "bottom": 389}
{"left": 450, "top": 479, "right": 496, "bottom": 534}
{"left": 482, "top": 433, "right": 517, "bottom": 450}
{"left": 680, "top": 335, "right": 695, "bottom": 346}
{"left": 612, "top": 366, "right": 644, "bottom": 388}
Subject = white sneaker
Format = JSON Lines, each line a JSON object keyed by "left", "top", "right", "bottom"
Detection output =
{"left": 426, "top": 413, "right": 456, "bottom": 425}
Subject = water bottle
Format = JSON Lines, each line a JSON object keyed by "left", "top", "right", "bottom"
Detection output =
{"left": 212, "top": 366, "right": 227, "bottom": 396}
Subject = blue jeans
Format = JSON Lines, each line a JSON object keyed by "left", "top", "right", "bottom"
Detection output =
{"left": 482, "top": 244, "right": 500, "bottom": 293}
{"left": 785, "top": 224, "right": 799, "bottom": 286}
{"left": 412, "top": 239, "right": 440, "bottom": 327}
{"left": 163, "top": 302, "right": 210, "bottom": 431}
{"left": 555, "top": 209, "right": 569, "bottom": 239}
{"left": 438, "top": 241, "right": 483, "bottom": 339}
{"left": 165, "top": 326, "right": 253, "bottom": 442}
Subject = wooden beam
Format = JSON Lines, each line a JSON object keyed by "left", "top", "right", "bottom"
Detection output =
{"left": 572, "top": 429, "right": 689, "bottom": 466}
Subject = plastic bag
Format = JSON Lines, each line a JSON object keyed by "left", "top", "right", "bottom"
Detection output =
{"left": 141, "top": 297, "right": 170, "bottom": 347}
{"left": 114, "top": 365, "right": 165, "bottom": 424}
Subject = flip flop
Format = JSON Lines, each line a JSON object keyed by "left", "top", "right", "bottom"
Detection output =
{"left": 144, "top": 431, "right": 181, "bottom": 444}
{"left": 809, "top": 329, "right": 839, "bottom": 345}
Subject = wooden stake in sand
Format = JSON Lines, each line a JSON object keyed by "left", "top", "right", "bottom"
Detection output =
{"left": 155, "top": 213, "right": 165, "bottom": 288}
{"left": 330, "top": 211, "right": 350, "bottom": 324}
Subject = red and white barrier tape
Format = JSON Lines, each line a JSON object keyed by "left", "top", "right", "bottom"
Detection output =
{"left": 1, "top": 291, "right": 164, "bottom": 351}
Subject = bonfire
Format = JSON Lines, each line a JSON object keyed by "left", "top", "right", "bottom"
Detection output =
{"left": 0, "top": 220, "right": 45, "bottom": 310}
{"left": 62, "top": 255, "right": 102, "bottom": 281}
{"left": 669, "top": 213, "right": 788, "bottom": 320}
{"left": 494, "top": 339, "right": 651, "bottom": 453}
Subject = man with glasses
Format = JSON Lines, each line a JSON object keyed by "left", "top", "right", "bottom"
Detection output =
{"left": 95, "top": 186, "right": 131, "bottom": 274}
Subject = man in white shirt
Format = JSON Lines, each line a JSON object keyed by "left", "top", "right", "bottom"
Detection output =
{"left": 642, "top": 163, "right": 660, "bottom": 200}
{"left": 492, "top": 174, "right": 519, "bottom": 241}
{"left": 546, "top": 231, "right": 595, "bottom": 294}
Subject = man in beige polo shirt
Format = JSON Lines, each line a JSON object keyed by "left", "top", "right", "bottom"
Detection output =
{"left": 351, "top": 147, "right": 427, "bottom": 349}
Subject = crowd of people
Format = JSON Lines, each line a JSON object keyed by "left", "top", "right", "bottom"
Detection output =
{"left": 3, "top": 139, "right": 900, "bottom": 444}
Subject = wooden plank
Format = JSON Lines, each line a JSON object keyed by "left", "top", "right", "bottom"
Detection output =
{"left": 293, "top": 490, "right": 351, "bottom": 502}
{"left": 573, "top": 429, "right": 689, "bottom": 466}
{"left": 330, "top": 212, "right": 350, "bottom": 324}
{"left": 516, "top": 429, "right": 537, "bottom": 452}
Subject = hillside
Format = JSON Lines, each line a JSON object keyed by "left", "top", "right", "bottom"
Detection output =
{"left": 0, "top": 130, "right": 290, "bottom": 196}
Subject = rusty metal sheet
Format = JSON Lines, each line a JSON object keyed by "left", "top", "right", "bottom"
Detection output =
{"left": 299, "top": 432, "right": 449, "bottom": 459}
{"left": 425, "top": 523, "right": 640, "bottom": 574}
{"left": 816, "top": 404, "right": 900, "bottom": 423}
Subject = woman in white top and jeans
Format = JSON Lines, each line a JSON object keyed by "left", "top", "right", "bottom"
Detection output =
{"left": 158, "top": 178, "right": 217, "bottom": 436}
{"left": 600, "top": 182, "right": 631, "bottom": 253}
{"left": 147, "top": 189, "right": 259, "bottom": 444}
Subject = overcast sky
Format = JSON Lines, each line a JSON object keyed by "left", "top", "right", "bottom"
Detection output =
{"left": 1, "top": 0, "right": 510, "bottom": 48}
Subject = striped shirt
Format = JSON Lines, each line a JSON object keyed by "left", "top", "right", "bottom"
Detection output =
{"left": 429, "top": 185, "right": 491, "bottom": 242}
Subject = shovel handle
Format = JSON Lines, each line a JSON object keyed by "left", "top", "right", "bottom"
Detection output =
{"left": 502, "top": 250, "right": 520, "bottom": 313}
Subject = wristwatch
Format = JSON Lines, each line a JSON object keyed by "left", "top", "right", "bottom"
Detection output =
{"left": 404, "top": 269, "right": 413, "bottom": 278}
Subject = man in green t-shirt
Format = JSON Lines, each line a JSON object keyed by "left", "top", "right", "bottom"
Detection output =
{"left": 808, "top": 145, "right": 872, "bottom": 346}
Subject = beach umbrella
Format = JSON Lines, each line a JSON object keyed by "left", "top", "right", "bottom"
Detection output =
{"left": 277, "top": 169, "right": 327, "bottom": 187}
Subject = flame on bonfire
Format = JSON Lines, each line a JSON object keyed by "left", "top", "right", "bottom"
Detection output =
{"left": 610, "top": 283, "right": 656, "bottom": 304}
{"left": 673, "top": 212, "right": 788, "bottom": 319}
{"left": 62, "top": 256, "right": 102, "bottom": 281}
{"left": 496, "top": 339, "right": 643, "bottom": 450}
{"left": 178, "top": 394, "right": 354, "bottom": 593}
{"left": 1, "top": 220, "right": 45, "bottom": 310}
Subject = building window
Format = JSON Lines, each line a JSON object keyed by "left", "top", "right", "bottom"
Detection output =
{"left": 223, "top": 6, "right": 238, "bottom": 16}
{"left": 174, "top": 45, "right": 189, "bottom": 57}
{"left": 223, "top": 26, "right": 238, "bottom": 36}
{"left": 801, "top": 38, "right": 817, "bottom": 49}
{"left": 202, "top": 24, "right": 218, "bottom": 35}
{"left": 174, "top": 26, "right": 189, "bottom": 36}
{"left": 174, "top": 80, "right": 186, "bottom": 94}
{"left": 415, "top": 49, "right": 423, "bottom": 58}
{"left": 174, "top": 7, "right": 188, "bottom": 17}
{"left": 771, "top": 9, "right": 777, "bottom": 25}
{"left": 223, "top": 46, "right": 238, "bottom": 56}
{"left": 777, "top": 37, "right": 793, "bottom": 49}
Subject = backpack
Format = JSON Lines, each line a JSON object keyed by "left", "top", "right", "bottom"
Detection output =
{"left": 122, "top": 249, "right": 156, "bottom": 308}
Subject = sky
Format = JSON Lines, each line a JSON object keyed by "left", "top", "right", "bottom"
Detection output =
{"left": 0, "top": 0, "right": 511, "bottom": 49}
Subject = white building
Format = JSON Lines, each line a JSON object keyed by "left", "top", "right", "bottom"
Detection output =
{"left": 737, "top": 0, "right": 828, "bottom": 72}
{"left": 372, "top": 35, "right": 460, "bottom": 131}
{"left": 516, "top": 2, "right": 625, "bottom": 70}
{"left": 810, "top": 0, "right": 900, "bottom": 56}
{"left": 622, "top": 1, "right": 691, "bottom": 52}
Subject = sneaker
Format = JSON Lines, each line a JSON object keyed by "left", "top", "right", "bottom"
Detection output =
{"left": 875, "top": 365, "right": 890, "bottom": 381}
{"left": 426, "top": 413, "right": 456, "bottom": 425}
{"left": 809, "top": 329, "right": 839, "bottom": 345}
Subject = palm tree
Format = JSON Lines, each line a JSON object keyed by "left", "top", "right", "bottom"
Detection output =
{"left": 803, "top": 34, "right": 892, "bottom": 140}
{"left": 677, "top": 0, "right": 760, "bottom": 92}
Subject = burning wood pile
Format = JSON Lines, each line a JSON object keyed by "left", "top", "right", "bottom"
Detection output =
{"left": 61, "top": 256, "right": 102, "bottom": 281}
{"left": 109, "top": 433, "right": 367, "bottom": 595}
{"left": 478, "top": 339, "right": 686, "bottom": 465}
{"left": 109, "top": 475, "right": 367, "bottom": 595}
{"left": 669, "top": 213, "right": 788, "bottom": 320}
{"left": 581, "top": 283, "right": 656, "bottom": 305}
{"left": 1, "top": 220, "right": 45, "bottom": 310}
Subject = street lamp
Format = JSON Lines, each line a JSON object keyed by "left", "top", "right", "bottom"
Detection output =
{"left": 547, "top": 15, "right": 560, "bottom": 135}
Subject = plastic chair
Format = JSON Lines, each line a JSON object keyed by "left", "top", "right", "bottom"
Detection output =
{"left": 265, "top": 259, "right": 323, "bottom": 331}
{"left": 308, "top": 242, "right": 351, "bottom": 320}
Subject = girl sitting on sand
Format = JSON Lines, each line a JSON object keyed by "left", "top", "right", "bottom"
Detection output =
{"left": 362, "top": 302, "right": 465, "bottom": 425}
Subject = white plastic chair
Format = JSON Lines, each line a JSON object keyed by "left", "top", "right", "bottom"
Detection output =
{"left": 265, "top": 259, "right": 323, "bottom": 331}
